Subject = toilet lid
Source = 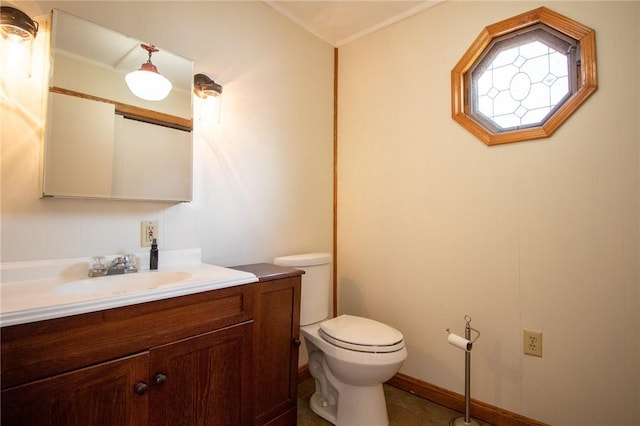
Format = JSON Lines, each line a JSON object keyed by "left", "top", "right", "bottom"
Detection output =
{"left": 319, "top": 314, "right": 405, "bottom": 353}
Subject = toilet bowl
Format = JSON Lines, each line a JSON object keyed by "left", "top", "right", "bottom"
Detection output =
{"left": 273, "top": 253, "right": 407, "bottom": 426}
{"left": 302, "top": 315, "right": 407, "bottom": 425}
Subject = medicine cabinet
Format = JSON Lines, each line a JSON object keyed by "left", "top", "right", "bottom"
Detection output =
{"left": 42, "top": 9, "right": 194, "bottom": 202}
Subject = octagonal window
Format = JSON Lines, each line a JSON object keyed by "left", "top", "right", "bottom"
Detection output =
{"left": 471, "top": 25, "right": 575, "bottom": 132}
{"left": 452, "top": 8, "right": 597, "bottom": 145}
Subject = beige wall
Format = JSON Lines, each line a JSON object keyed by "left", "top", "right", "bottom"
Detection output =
{"left": 337, "top": 1, "right": 639, "bottom": 424}
{"left": 3, "top": 1, "right": 639, "bottom": 424}
{"left": 1, "top": 1, "right": 334, "bottom": 266}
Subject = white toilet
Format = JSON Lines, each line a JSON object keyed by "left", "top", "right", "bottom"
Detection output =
{"left": 274, "top": 253, "right": 407, "bottom": 426}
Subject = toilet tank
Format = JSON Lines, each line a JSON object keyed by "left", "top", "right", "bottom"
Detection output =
{"left": 273, "top": 253, "right": 331, "bottom": 326}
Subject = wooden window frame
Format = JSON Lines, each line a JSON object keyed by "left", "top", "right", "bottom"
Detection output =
{"left": 451, "top": 7, "right": 597, "bottom": 146}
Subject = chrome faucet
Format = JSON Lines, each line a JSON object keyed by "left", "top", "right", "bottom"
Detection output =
{"left": 89, "top": 254, "right": 138, "bottom": 277}
{"left": 107, "top": 255, "right": 138, "bottom": 275}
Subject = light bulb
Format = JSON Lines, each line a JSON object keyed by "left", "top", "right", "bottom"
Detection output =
{"left": 125, "top": 67, "right": 172, "bottom": 101}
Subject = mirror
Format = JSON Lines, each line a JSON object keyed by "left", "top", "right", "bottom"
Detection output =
{"left": 42, "top": 9, "right": 194, "bottom": 202}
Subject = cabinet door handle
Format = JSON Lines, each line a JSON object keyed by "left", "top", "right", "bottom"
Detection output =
{"left": 134, "top": 382, "right": 149, "bottom": 395}
{"left": 293, "top": 338, "right": 301, "bottom": 347}
{"left": 154, "top": 373, "right": 168, "bottom": 386}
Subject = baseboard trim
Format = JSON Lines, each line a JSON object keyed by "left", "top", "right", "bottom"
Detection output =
{"left": 298, "top": 365, "right": 311, "bottom": 383}
{"left": 298, "top": 367, "right": 548, "bottom": 426}
{"left": 387, "top": 373, "right": 549, "bottom": 426}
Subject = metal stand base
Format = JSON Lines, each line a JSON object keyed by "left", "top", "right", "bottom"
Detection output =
{"left": 449, "top": 416, "right": 480, "bottom": 426}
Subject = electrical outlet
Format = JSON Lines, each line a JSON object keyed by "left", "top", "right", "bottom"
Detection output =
{"left": 523, "top": 329, "right": 543, "bottom": 357}
{"left": 140, "top": 221, "right": 158, "bottom": 247}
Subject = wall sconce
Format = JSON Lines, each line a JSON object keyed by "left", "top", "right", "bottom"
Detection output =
{"left": 125, "top": 44, "right": 172, "bottom": 101}
{"left": 194, "top": 73, "right": 223, "bottom": 123}
{"left": 0, "top": 6, "right": 39, "bottom": 78}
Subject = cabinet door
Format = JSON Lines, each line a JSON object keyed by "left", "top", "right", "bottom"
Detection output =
{"left": 1, "top": 352, "right": 148, "bottom": 426}
{"left": 253, "top": 277, "right": 301, "bottom": 425}
{"left": 149, "top": 321, "right": 253, "bottom": 426}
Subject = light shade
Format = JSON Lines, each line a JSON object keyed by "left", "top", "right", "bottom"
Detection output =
{"left": 194, "top": 74, "right": 223, "bottom": 123}
{"left": 125, "top": 44, "right": 172, "bottom": 101}
{"left": 194, "top": 73, "right": 222, "bottom": 99}
{"left": 1, "top": 6, "right": 38, "bottom": 42}
{"left": 0, "top": 6, "right": 38, "bottom": 78}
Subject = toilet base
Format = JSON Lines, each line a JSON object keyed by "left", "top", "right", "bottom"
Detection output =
{"left": 309, "top": 383, "right": 389, "bottom": 426}
{"left": 309, "top": 392, "right": 337, "bottom": 424}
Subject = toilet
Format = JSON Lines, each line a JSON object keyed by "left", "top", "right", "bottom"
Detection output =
{"left": 274, "top": 253, "right": 407, "bottom": 426}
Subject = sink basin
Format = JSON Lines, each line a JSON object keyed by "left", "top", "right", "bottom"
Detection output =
{"left": 55, "top": 271, "right": 193, "bottom": 296}
{"left": 1, "top": 252, "right": 260, "bottom": 327}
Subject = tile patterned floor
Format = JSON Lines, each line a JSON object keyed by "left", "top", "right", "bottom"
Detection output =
{"left": 297, "top": 377, "right": 492, "bottom": 426}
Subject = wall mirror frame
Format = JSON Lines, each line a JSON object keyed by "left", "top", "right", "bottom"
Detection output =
{"left": 42, "top": 9, "right": 194, "bottom": 202}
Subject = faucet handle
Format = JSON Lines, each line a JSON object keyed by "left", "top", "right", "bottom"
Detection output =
{"left": 125, "top": 254, "right": 138, "bottom": 271}
{"left": 88, "top": 256, "right": 107, "bottom": 277}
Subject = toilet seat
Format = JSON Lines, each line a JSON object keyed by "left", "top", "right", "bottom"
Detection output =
{"left": 319, "top": 314, "right": 405, "bottom": 353}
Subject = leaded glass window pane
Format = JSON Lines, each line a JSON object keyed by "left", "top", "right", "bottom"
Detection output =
{"left": 470, "top": 24, "right": 577, "bottom": 132}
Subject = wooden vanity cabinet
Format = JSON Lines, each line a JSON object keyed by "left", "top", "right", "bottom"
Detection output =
{"left": 232, "top": 263, "right": 303, "bottom": 426}
{"left": 0, "top": 266, "right": 302, "bottom": 426}
{"left": 2, "top": 323, "right": 252, "bottom": 426}
{"left": 1, "top": 284, "right": 253, "bottom": 426}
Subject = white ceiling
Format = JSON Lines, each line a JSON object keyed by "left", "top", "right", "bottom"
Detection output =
{"left": 264, "top": 1, "right": 443, "bottom": 47}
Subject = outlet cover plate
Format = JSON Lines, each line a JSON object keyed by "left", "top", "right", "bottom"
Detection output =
{"left": 141, "top": 221, "right": 158, "bottom": 247}
{"left": 523, "top": 329, "right": 543, "bottom": 357}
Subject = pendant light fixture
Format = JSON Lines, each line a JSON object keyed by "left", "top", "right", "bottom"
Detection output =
{"left": 125, "top": 44, "right": 172, "bottom": 101}
{"left": 0, "top": 6, "right": 39, "bottom": 78}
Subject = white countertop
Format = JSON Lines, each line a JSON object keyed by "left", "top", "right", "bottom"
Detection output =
{"left": 0, "top": 249, "right": 258, "bottom": 327}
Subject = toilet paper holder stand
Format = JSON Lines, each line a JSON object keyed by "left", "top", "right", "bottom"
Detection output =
{"left": 446, "top": 315, "right": 481, "bottom": 426}
{"left": 446, "top": 315, "right": 480, "bottom": 350}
